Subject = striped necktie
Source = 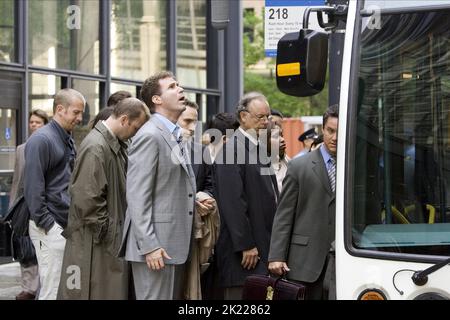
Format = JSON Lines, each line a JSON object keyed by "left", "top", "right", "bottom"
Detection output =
{"left": 328, "top": 157, "right": 336, "bottom": 193}
{"left": 173, "top": 126, "right": 184, "bottom": 155}
{"left": 173, "top": 126, "right": 181, "bottom": 143}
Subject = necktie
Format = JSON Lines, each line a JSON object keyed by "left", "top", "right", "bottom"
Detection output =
{"left": 328, "top": 157, "right": 336, "bottom": 193}
{"left": 173, "top": 126, "right": 184, "bottom": 153}
{"left": 173, "top": 126, "right": 182, "bottom": 143}
{"left": 173, "top": 126, "right": 184, "bottom": 144}
{"left": 173, "top": 127, "right": 195, "bottom": 179}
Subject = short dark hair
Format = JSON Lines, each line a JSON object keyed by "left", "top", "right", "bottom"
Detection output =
{"left": 184, "top": 99, "right": 199, "bottom": 110}
{"left": 323, "top": 104, "right": 339, "bottom": 127}
{"left": 140, "top": 71, "right": 175, "bottom": 113}
{"left": 107, "top": 90, "right": 132, "bottom": 107}
{"left": 207, "top": 112, "right": 239, "bottom": 140}
{"left": 235, "top": 92, "right": 267, "bottom": 123}
{"left": 30, "top": 109, "right": 49, "bottom": 125}
{"left": 53, "top": 88, "right": 85, "bottom": 114}
{"left": 113, "top": 97, "right": 150, "bottom": 122}
{"left": 90, "top": 107, "right": 114, "bottom": 129}
{"left": 270, "top": 109, "right": 283, "bottom": 118}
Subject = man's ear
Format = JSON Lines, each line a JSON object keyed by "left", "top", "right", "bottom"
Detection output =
{"left": 54, "top": 104, "right": 64, "bottom": 114}
{"left": 120, "top": 114, "right": 129, "bottom": 126}
{"left": 151, "top": 95, "right": 161, "bottom": 106}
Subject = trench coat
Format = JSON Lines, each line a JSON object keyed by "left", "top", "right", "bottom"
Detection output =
{"left": 57, "top": 122, "right": 128, "bottom": 300}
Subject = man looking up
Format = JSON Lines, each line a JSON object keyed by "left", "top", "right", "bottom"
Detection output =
{"left": 120, "top": 71, "right": 196, "bottom": 300}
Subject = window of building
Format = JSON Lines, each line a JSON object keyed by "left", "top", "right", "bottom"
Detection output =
{"left": 110, "top": 83, "right": 138, "bottom": 99}
{"left": 28, "top": 0, "right": 100, "bottom": 74}
{"left": 0, "top": 0, "right": 15, "bottom": 62}
{"left": 176, "top": 0, "right": 207, "bottom": 89}
{"left": 0, "top": 72, "right": 20, "bottom": 173}
{"left": 111, "top": 0, "right": 167, "bottom": 81}
{"left": 29, "top": 73, "right": 62, "bottom": 118}
{"left": 72, "top": 79, "right": 100, "bottom": 146}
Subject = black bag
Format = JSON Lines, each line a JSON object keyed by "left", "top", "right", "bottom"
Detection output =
{"left": 2, "top": 194, "right": 31, "bottom": 236}
{"left": 242, "top": 274, "right": 306, "bottom": 300}
{"left": 11, "top": 233, "right": 37, "bottom": 265}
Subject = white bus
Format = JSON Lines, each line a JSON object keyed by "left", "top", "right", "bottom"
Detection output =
{"left": 276, "top": 0, "right": 450, "bottom": 299}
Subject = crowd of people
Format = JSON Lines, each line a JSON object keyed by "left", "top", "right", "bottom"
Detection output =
{"left": 6, "top": 70, "right": 339, "bottom": 300}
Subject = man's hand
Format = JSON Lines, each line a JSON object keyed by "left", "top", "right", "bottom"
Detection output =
{"left": 268, "top": 261, "right": 290, "bottom": 276}
{"left": 241, "top": 247, "right": 259, "bottom": 270}
{"left": 195, "top": 198, "right": 216, "bottom": 217}
{"left": 145, "top": 248, "right": 172, "bottom": 271}
{"left": 279, "top": 136, "right": 286, "bottom": 159}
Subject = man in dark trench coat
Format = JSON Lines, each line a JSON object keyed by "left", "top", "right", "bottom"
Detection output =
{"left": 57, "top": 98, "right": 149, "bottom": 299}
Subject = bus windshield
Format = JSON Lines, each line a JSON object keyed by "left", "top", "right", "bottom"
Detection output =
{"left": 351, "top": 9, "right": 450, "bottom": 256}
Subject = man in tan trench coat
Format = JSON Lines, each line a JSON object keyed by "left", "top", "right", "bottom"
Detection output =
{"left": 57, "top": 98, "right": 149, "bottom": 299}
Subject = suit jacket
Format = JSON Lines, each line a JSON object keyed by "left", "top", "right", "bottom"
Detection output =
{"left": 9, "top": 144, "right": 25, "bottom": 207}
{"left": 119, "top": 116, "right": 196, "bottom": 265}
{"left": 188, "top": 142, "right": 214, "bottom": 196}
{"left": 214, "top": 129, "right": 278, "bottom": 287}
{"left": 268, "top": 148, "right": 335, "bottom": 283}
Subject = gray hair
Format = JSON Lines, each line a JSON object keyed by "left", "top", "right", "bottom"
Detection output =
{"left": 53, "top": 88, "right": 86, "bottom": 113}
{"left": 235, "top": 92, "right": 268, "bottom": 123}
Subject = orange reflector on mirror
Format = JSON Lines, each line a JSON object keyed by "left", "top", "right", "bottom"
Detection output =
{"left": 277, "top": 62, "right": 301, "bottom": 77}
{"left": 358, "top": 290, "right": 386, "bottom": 300}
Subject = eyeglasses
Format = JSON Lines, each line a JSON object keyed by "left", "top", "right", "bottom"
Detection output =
{"left": 242, "top": 110, "right": 271, "bottom": 121}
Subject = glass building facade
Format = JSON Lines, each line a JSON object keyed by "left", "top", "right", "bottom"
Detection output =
{"left": 0, "top": 0, "right": 242, "bottom": 256}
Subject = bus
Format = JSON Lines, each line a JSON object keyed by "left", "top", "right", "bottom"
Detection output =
{"left": 276, "top": 0, "right": 450, "bottom": 299}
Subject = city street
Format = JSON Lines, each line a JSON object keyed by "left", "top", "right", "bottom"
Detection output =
{"left": 0, "top": 258, "right": 21, "bottom": 300}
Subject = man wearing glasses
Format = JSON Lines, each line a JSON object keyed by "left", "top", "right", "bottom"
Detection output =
{"left": 213, "top": 92, "right": 279, "bottom": 300}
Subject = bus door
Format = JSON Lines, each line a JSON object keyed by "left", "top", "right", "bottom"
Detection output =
{"left": 338, "top": 0, "right": 450, "bottom": 299}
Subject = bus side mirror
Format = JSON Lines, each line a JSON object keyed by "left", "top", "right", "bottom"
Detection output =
{"left": 276, "top": 29, "right": 328, "bottom": 97}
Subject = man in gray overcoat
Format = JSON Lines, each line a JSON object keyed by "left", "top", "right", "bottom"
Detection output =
{"left": 57, "top": 98, "right": 149, "bottom": 299}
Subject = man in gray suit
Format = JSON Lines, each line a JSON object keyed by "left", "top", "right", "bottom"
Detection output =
{"left": 120, "top": 71, "right": 196, "bottom": 300}
{"left": 268, "top": 104, "right": 339, "bottom": 300}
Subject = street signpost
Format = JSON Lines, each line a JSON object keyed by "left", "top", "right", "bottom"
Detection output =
{"left": 264, "top": 0, "right": 325, "bottom": 57}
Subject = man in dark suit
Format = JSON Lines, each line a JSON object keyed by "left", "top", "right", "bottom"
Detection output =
{"left": 177, "top": 99, "right": 219, "bottom": 299}
{"left": 178, "top": 99, "right": 214, "bottom": 197}
{"left": 214, "top": 92, "right": 279, "bottom": 300}
{"left": 268, "top": 104, "right": 339, "bottom": 300}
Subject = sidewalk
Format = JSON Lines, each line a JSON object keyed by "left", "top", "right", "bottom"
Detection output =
{"left": 0, "top": 259, "right": 21, "bottom": 300}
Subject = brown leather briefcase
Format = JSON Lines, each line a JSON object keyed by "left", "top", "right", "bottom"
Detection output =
{"left": 242, "top": 274, "right": 306, "bottom": 300}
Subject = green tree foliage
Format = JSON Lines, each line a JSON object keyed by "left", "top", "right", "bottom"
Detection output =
{"left": 243, "top": 10, "right": 265, "bottom": 67}
{"left": 245, "top": 71, "right": 324, "bottom": 117}
{"left": 243, "top": 8, "right": 329, "bottom": 117}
